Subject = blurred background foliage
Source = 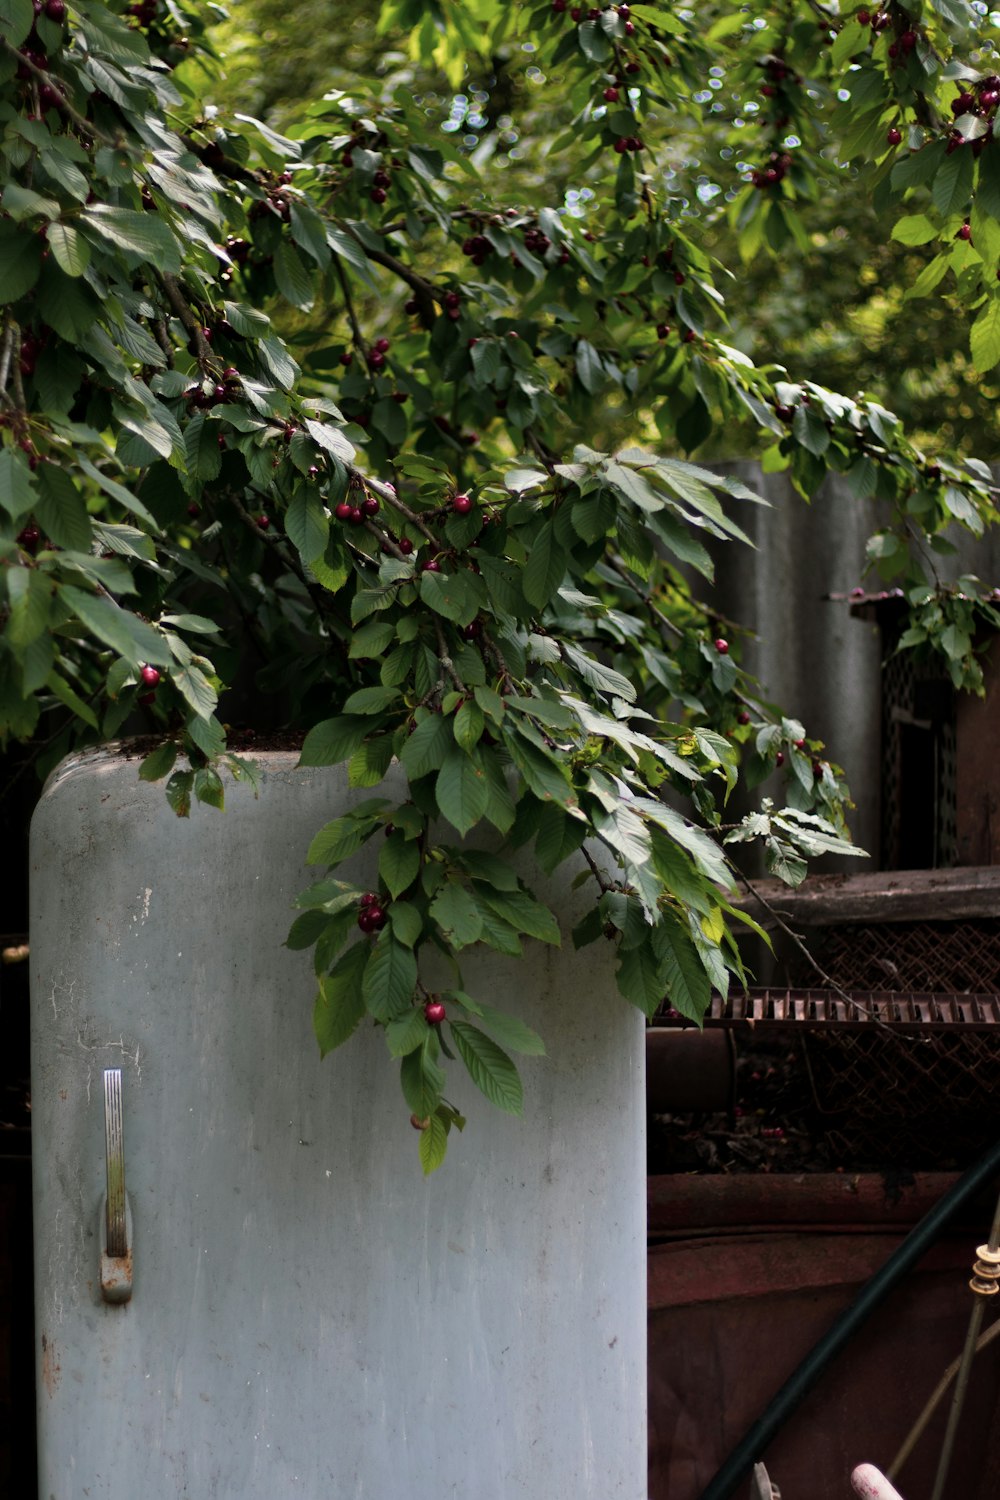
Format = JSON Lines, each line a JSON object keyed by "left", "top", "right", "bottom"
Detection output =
{"left": 195, "top": 0, "right": 1000, "bottom": 461}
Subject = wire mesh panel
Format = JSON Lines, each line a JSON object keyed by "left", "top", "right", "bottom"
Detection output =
{"left": 803, "top": 1025, "right": 1000, "bottom": 1166}
{"left": 785, "top": 918, "right": 1000, "bottom": 994}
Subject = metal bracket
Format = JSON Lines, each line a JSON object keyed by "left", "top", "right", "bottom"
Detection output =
{"left": 100, "top": 1068, "right": 133, "bottom": 1304}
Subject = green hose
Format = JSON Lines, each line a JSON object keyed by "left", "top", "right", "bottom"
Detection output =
{"left": 696, "top": 1137, "right": 1000, "bottom": 1500}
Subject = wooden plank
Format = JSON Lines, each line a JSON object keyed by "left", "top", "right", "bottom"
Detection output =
{"left": 734, "top": 866, "right": 1000, "bottom": 928}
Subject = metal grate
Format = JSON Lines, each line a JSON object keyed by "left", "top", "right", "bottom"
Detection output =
{"left": 658, "top": 986, "right": 1000, "bottom": 1167}
{"left": 784, "top": 918, "right": 1000, "bottom": 994}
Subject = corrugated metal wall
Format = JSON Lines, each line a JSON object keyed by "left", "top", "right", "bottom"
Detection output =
{"left": 705, "top": 463, "right": 1000, "bottom": 872}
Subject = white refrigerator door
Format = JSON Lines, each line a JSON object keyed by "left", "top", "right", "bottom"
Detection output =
{"left": 30, "top": 749, "right": 647, "bottom": 1499}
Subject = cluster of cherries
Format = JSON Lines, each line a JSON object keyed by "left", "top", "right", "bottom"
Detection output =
{"left": 16, "top": 522, "right": 42, "bottom": 553}
{"left": 126, "top": 0, "right": 158, "bottom": 25}
{"left": 334, "top": 485, "right": 380, "bottom": 526}
{"left": 340, "top": 139, "right": 395, "bottom": 205}
{"left": 356, "top": 891, "right": 389, "bottom": 934}
{"left": 551, "top": 0, "right": 636, "bottom": 35}
{"left": 461, "top": 233, "right": 493, "bottom": 267}
{"left": 749, "top": 149, "right": 794, "bottom": 191}
{"left": 15, "top": 0, "right": 70, "bottom": 111}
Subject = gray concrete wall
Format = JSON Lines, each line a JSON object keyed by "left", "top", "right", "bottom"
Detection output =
{"left": 30, "top": 750, "right": 646, "bottom": 1500}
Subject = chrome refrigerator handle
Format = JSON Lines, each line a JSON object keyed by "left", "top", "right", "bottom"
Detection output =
{"left": 100, "top": 1067, "right": 133, "bottom": 1303}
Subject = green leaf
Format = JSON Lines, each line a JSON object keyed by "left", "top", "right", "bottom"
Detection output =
{"left": 172, "top": 663, "right": 217, "bottom": 720}
{"left": 522, "top": 521, "right": 566, "bottom": 610}
{"left": 378, "top": 830, "right": 421, "bottom": 898}
{"left": 35, "top": 465, "right": 92, "bottom": 550}
{"left": 419, "top": 568, "right": 479, "bottom": 625}
{"left": 448, "top": 993, "right": 545, "bottom": 1056}
{"left": 616, "top": 935, "right": 664, "bottom": 1018}
{"left": 653, "top": 916, "right": 712, "bottom": 1022}
{"left": 273, "top": 239, "right": 315, "bottom": 309}
{"left": 436, "top": 746, "right": 489, "bottom": 836}
{"left": 298, "top": 715, "right": 370, "bottom": 767}
{"left": 418, "top": 1112, "right": 449, "bottom": 1174}
{"left": 0, "top": 223, "right": 41, "bottom": 302}
{"left": 388, "top": 900, "right": 423, "bottom": 947}
{"left": 307, "top": 808, "right": 382, "bottom": 865}
{"left": 285, "top": 486, "right": 329, "bottom": 562}
{"left": 314, "top": 940, "right": 369, "bottom": 1056}
{"left": 574, "top": 337, "right": 605, "bottom": 393}
{"left": 6, "top": 569, "right": 51, "bottom": 648}
{"left": 503, "top": 466, "right": 548, "bottom": 493}
{"left": 890, "top": 214, "right": 938, "bottom": 246}
{"left": 164, "top": 768, "right": 193, "bottom": 817}
{"left": 81, "top": 206, "right": 181, "bottom": 272}
{"left": 932, "top": 147, "right": 974, "bottom": 218}
{"left": 47, "top": 223, "right": 90, "bottom": 278}
{"left": 430, "top": 882, "right": 484, "bottom": 948}
{"left": 560, "top": 642, "right": 636, "bottom": 703}
{"left": 285, "top": 908, "right": 337, "bottom": 951}
{"left": 476, "top": 886, "right": 560, "bottom": 945}
{"left": 971, "top": 297, "right": 1000, "bottom": 372}
{"left": 362, "top": 931, "right": 418, "bottom": 1021}
{"left": 45, "top": 668, "right": 98, "bottom": 730}
{"left": 449, "top": 1021, "right": 523, "bottom": 1114}
{"left": 400, "top": 1035, "right": 446, "bottom": 1117}
{"left": 0, "top": 0, "right": 33, "bottom": 45}
{"left": 385, "top": 1006, "right": 429, "bottom": 1058}
{"left": 59, "top": 586, "right": 170, "bottom": 668}
{"left": 0, "top": 448, "right": 36, "bottom": 519}
{"left": 401, "top": 711, "right": 458, "bottom": 780}
{"left": 192, "top": 767, "right": 225, "bottom": 810}
{"left": 289, "top": 199, "right": 331, "bottom": 267}
{"left": 138, "top": 741, "right": 178, "bottom": 782}
{"left": 454, "top": 698, "right": 484, "bottom": 751}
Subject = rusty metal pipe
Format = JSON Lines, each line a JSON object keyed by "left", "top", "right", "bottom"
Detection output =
{"left": 696, "top": 1134, "right": 1000, "bottom": 1500}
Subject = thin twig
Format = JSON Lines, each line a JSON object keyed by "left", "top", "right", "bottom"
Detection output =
{"left": 0, "top": 315, "right": 15, "bottom": 407}
{"left": 332, "top": 252, "right": 368, "bottom": 363}
{"left": 159, "top": 274, "right": 213, "bottom": 364}
{"left": 434, "top": 618, "right": 466, "bottom": 694}
{"left": 334, "top": 219, "right": 438, "bottom": 325}
{"left": 0, "top": 37, "right": 116, "bottom": 145}
{"left": 582, "top": 846, "right": 613, "bottom": 894}
{"left": 358, "top": 468, "right": 439, "bottom": 545}
{"left": 733, "top": 867, "right": 888, "bottom": 1025}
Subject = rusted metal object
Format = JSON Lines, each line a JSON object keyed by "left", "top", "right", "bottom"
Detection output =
{"left": 647, "top": 1173, "right": 1000, "bottom": 1500}
{"left": 656, "top": 987, "right": 1000, "bottom": 1165}
{"left": 646, "top": 1029, "right": 734, "bottom": 1115}
{"left": 684, "top": 988, "right": 1000, "bottom": 1029}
